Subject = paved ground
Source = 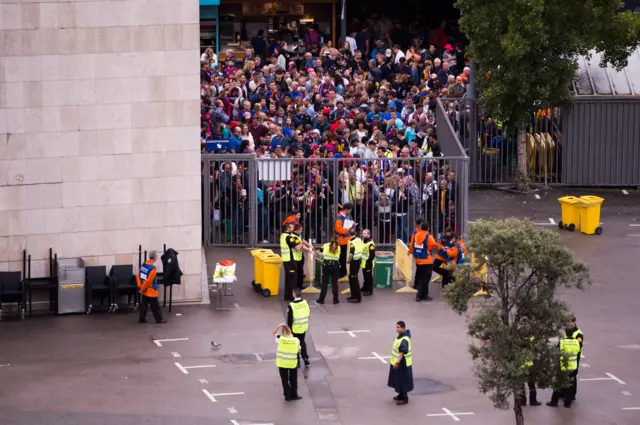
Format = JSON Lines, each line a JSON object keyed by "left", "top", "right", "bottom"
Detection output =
{"left": 1, "top": 188, "right": 640, "bottom": 425}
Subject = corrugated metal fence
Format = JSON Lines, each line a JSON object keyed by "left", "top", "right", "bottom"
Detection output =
{"left": 201, "top": 155, "right": 469, "bottom": 248}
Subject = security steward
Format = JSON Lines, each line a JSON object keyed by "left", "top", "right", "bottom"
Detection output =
{"left": 280, "top": 222, "right": 297, "bottom": 301}
{"left": 318, "top": 237, "right": 341, "bottom": 305}
{"left": 547, "top": 328, "right": 581, "bottom": 408}
{"left": 409, "top": 218, "right": 425, "bottom": 289}
{"left": 347, "top": 227, "right": 364, "bottom": 303}
{"left": 137, "top": 250, "right": 166, "bottom": 324}
{"left": 563, "top": 315, "right": 584, "bottom": 401}
{"left": 291, "top": 223, "right": 313, "bottom": 291}
{"left": 287, "top": 288, "right": 311, "bottom": 366}
{"left": 360, "top": 229, "right": 376, "bottom": 296}
{"left": 388, "top": 320, "right": 414, "bottom": 405}
{"left": 272, "top": 323, "right": 302, "bottom": 401}
{"left": 409, "top": 221, "right": 437, "bottom": 302}
{"left": 334, "top": 203, "right": 354, "bottom": 280}
{"left": 519, "top": 337, "right": 542, "bottom": 406}
{"left": 441, "top": 233, "right": 468, "bottom": 288}
{"left": 432, "top": 227, "right": 453, "bottom": 284}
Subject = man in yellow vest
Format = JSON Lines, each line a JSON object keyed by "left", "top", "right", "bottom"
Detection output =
{"left": 287, "top": 288, "right": 310, "bottom": 367}
{"left": 272, "top": 323, "right": 302, "bottom": 401}
{"left": 547, "top": 327, "right": 581, "bottom": 408}
{"left": 347, "top": 227, "right": 364, "bottom": 303}
{"left": 280, "top": 222, "right": 297, "bottom": 301}
{"left": 562, "top": 315, "right": 584, "bottom": 402}
{"left": 360, "top": 229, "right": 376, "bottom": 296}
{"left": 519, "top": 337, "right": 541, "bottom": 406}
{"left": 388, "top": 320, "right": 413, "bottom": 405}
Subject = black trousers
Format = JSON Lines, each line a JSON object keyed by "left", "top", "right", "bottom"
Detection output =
{"left": 361, "top": 264, "right": 374, "bottom": 294}
{"left": 433, "top": 259, "right": 452, "bottom": 288}
{"left": 284, "top": 262, "right": 298, "bottom": 301}
{"left": 293, "top": 331, "right": 309, "bottom": 362}
{"left": 415, "top": 264, "right": 434, "bottom": 300}
{"left": 139, "top": 295, "right": 163, "bottom": 323}
{"left": 518, "top": 373, "right": 538, "bottom": 403}
{"left": 319, "top": 265, "right": 340, "bottom": 303}
{"left": 348, "top": 259, "right": 362, "bottom": 300}
{"left": 551, "top": 370, "right": 577, "bottom": 405}
{"left": 339, "top": 245, "right": 348, "bottom": 278}
{"left": 296, "top": 260, "right": 304, "bottom": 289}
{"left": 278, "top": 367, "right": 299, "bottom": 398}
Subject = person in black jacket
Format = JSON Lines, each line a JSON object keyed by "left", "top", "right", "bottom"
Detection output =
{"left": 161, "top": 248, "right": 183, "bottom": 285}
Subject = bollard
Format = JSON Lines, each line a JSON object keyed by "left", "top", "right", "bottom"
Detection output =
{"left": 394, "top": 240, "right": 417, "bottom": 294}
{"left": 301, "top": 250, "right": 321, "bottom": 294}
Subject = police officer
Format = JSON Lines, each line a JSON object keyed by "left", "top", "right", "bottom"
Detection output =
{"left": 563, "top": 315, "right": 584, "bottom": 401}
{"left": 547, "top": 328, "right": 581, "bottom": 408}
{"left": 287, "top": 288, "right": 310, "bottom": 366}
{"left": 360, "top": 229, "right": 376, "bottom": 296}
{"left": 347, "top": 227, "right": 364, "bottom": 303}
{"left": 519, "top": 337, "right": 541, "bottom": 406}
{"left": 410, "top": 222, "right": 437, "bottom": 302}
{"left": 388, "top": 320, "right": 414, "bottom": 405}
{"left": 136, "top": 251, "right": 166, "bottom": 324}
{"left": 280, "top": 222, "right": 297, "bottom": 301}
{"left": 272, "top": 323, "right": 302, "bottom": 401}
{"left": 318, "top": 237, "right": 341, "bottom": 305}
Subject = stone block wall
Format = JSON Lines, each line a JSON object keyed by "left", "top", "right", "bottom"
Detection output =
{"left": 0, "top": 0, "right": 204, "bottom": 302}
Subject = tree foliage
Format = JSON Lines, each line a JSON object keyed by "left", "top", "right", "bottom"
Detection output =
{"left": 443, "top": 218, "right": 590, "bottom": 425}
{"left": 456, "top": 0, "right": 640, "bottom": 127}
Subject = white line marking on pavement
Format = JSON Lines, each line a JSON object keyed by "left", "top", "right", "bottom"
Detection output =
{"left": 580, "top": 363, "right": 590, "bottom": 368}
{"left": 171, "top": 352, "right": 181, "bottom": 358}
{"left": 254, "top": 353, "right": 263, "bottom": 361}
{"left": 0, "top": 364, "right": 9, "bottom": 367}
{"left": 623, "top": 190, "right": 629, "bottom": 195}
{"left": 534, "top": 194, "right": 540, "bottom": 199}
{"left": 153, "top": 338, "right": 189, "bottom": 347}
{"left": 227, "top": 407, "right": 237, "bottom": 414}
{"left": 630, "top": 224, "right": 640, "bottom": 227}
{"left": 622, "top": 391, "right": 632, "bottom": 396}
{"left": 327, "top": 330, "right": 370, "bottom": 338}
{"left": 426, "top": 407, "right": 474, "bottom": 421}
{"left": 201, "top": 390, "right": 244, "bottom": 402}
{"left": 233, "top": 303, "right": 241, "bottom": 308}
{"left": 230, "top": 421, "right": 274, "bottom": 425}
{"left": 199, "top": 379, "right": 209, "bottom": 384}
{"left": 606, "top": 373, "right": 626, "bottom": 385}
{"left": 628, "top": 234, "right": 640, "bottom": 237}
{"left": 176, "top": 313, "right": 182, "bottom": 316}
{"left": 616, "top": 344, "right": 640, "bottom": 349}
{"left": 357, "top": 352, "right": 390, "bottom": 364}
{"left": 623, "top": 407, "right": 640, "bottom": 410}
{"left": 175, "top": 363, "right": 216, "bottom": 374}
{"left": 549, "top": 217, "right": 556, "bottom": 224}
{"left": 534, "top": 222, "right": 556, "bottom": 226}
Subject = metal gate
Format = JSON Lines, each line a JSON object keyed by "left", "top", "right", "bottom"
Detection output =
{"left": 202, "top": 154, "right": 469, "bottom": 248}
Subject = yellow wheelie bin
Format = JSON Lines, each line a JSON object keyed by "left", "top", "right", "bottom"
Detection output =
{"left": 250, "top": 249, "right": 273, "bottom": 291}
{"left": 558, "top": 196, "right": 581, "bottom": 231}
{"left": 260, "top": 254, "right": 283, "bottom": 297}
{"left": 578, "top": 196, "right": 604, "bottom": 235}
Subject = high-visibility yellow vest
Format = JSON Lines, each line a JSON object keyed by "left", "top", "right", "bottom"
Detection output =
{"left": 522, "top": 337, "right": 535, "bottom": 369}
{"left": 361, "top": 240, "right": 375, "bottom": 268}
{"left": 280, "top": 232, "right": 291, "bottom": 262}
{"left": 390, "top": 336, "right": 412, "bottom": 367}
{"left": 563, "top": 328, "right": 583, "bottom": 355}
{"left": 290, "top": 300, "right": 310, "bottom": 334}
{"left": 349, "top": 237, "right": 364, "bottom": 261}
{"left": 322, "top": 243, "right": 340, "bottom": 263}
{"left": 292, "top": 234, "right": 303, "bottom": 262}
{"left": 275, "top": 335, "right": 299, "bottom": 369}
{"left": 559, "top": 338, "right": 580, "bottom": 371}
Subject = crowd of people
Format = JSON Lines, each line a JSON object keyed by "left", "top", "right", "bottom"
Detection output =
{"left": 200, "top": 19, "right": 468, "bottom": 245}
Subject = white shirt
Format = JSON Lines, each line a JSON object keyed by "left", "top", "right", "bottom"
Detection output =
{"left": 394, "top": 50, "right": 405, "bottom": 64}
{"left": 345, "top": 36, "right": 357, "bottom": 54}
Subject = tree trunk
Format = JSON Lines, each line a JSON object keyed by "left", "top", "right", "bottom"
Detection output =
{"left": 514, "top": 395, "right": 525, "bottom": 425}
{"left": 515, "top": 126, "right": 529, "bottom": 192}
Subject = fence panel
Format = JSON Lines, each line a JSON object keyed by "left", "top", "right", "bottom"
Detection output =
{"left": 201, "top": 155, "right": 469, "bottom": 249}
{"left": 444, "top": 98, "right": 563, "bottom": 185}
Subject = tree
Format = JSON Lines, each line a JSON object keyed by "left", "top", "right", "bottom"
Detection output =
{"left": 443, "top": 218, "right": 590, "bottom": 425}
{"left": 456, "top": 0, "right": 640, "bottom": 190}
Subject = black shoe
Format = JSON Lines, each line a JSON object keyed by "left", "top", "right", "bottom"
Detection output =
{"left": 157, "top": 320, "right": 167, "bottom": 324}
{"left": 346, "top": 296, "right": 355, "bottom": 301}
{"left": 530, "top": 400, "right": 541, "bottom": 406}
{"left": 393, "top": 395, "right": 400, "bottom": 401}
{"left": 362, "top": 292, "right": 373, "bottom": 296}
{"left": 546, "top": 402, "right": 558, "bottom": 407}
{"left": 304, "top": 359, "right": 310, "bottom": 366}
{"left": 138, "top": 320, "right": 148, "bottom": 324}
{"left": 333, "top": 299, "right": 340, "bottom": 304}
{"left": 348, "top": 298, "right": 361, "bottom": 303}
{"left": 424, "top": 295, "right": 433, "bottom": 301}
{"left": 564, "top": 403, "right": 572, "bottom": 409}
{"left": 570, "top": 397, "right": 576, "bottom": 401}
{"left": 290, "top": 395, "right": 302, "bottom": 401}
{"left": 316, "top": 299, "right": 325, "bottom": 305}
{"left": 396, "top": 399, "right": 408, "bottom": 405}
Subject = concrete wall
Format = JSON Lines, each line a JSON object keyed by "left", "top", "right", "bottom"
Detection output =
{"left": 0, "top": 0, "right": 204, "bottom": 302}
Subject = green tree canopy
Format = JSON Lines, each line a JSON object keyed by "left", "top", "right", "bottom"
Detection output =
{"left": 443, "top": 218, "right": 590, "bottom": 425}
{"left": 457, "top": 0, "right": 640, "bottom": 127}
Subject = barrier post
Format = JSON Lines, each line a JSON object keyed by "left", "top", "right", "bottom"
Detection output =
{"left": 302, "top": 249, "right": 321, "bottom": 294}
{"left": 471, "top": 253, "right": 490, "bottom": 297}
{"left": 394, "top": 240, "right": 417, "bottom": 294}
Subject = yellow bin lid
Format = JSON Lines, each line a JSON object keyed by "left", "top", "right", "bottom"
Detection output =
{"left": 579, "top": 196, "right": 605, "bottom": 205}
{"left": 251, "top": 249, "right": 273, "bottom": 257}
{"left": 558, "top": 196, "right": 580, "bottom": 204}
{"left": 263, "top": 256, "right": 283, "bottom": 265}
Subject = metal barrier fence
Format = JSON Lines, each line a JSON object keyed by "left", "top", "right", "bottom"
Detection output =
{"left": 202, "top": 155, "right": 469, "bottom": 248}
{"left": 443, "top": 98, "right": 563, "bottom": 185}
